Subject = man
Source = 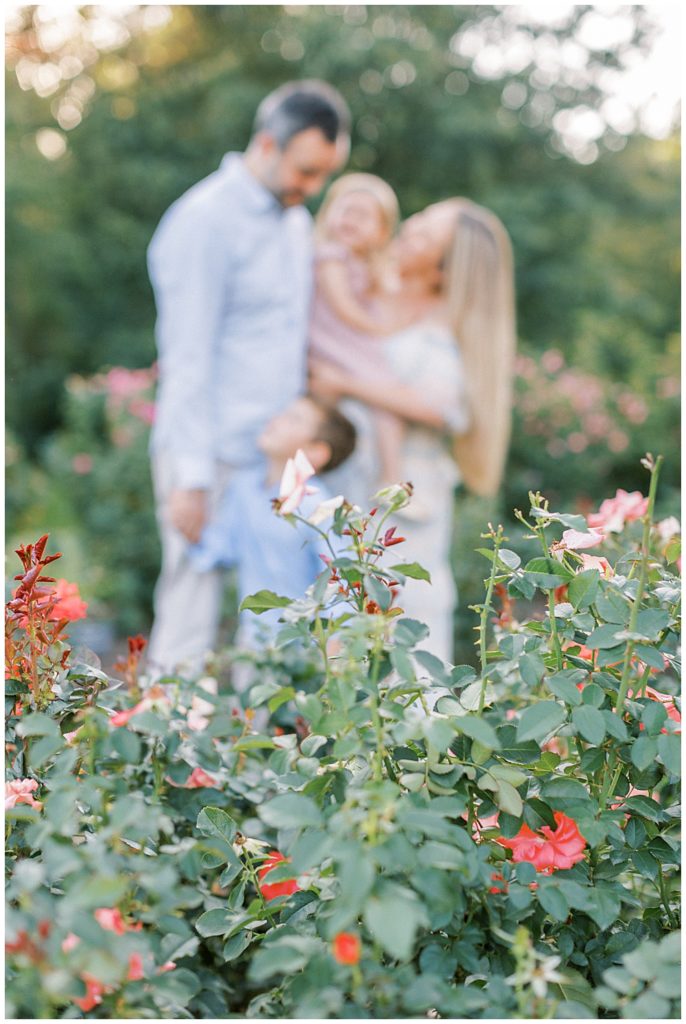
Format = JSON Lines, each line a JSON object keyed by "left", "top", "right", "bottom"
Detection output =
{"left": 146, "top": 80, "right": 350, "bottom": 675}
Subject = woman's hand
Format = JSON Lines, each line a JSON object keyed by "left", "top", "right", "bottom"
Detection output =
{"left": 308, "top": 359, "right": 353, "bottom": 402}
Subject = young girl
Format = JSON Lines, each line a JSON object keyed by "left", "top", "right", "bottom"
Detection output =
{"left": 309, "top": 172, "right": 407, "bottom": 491}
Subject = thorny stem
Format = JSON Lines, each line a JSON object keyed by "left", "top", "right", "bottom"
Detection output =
{"left": 244, "top": 849, "right": 278, "bottom": 928}
{"left": 615, "top": 456, "right": 663, "bottom": 717}
{"left": 602, "top": 456, "right": 663, "bottom": 812}
{"left": 477, "top": 524, "right": 504, "bottom": 714}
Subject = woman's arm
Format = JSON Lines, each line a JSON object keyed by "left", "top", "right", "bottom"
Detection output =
{"left": 309, "top": 358, "right": 452, "bottom": 431}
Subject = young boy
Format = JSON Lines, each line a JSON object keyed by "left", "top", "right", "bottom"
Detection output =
{"left": 190, "top": 395, "right": 356, "bottom": 640}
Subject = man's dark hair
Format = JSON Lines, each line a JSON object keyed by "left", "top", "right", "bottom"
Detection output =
{"left": 309, "top": 396, "right": 357, "bottom": 472}
{"left": 253, "top": 79, "right": 351, "bottom": 148}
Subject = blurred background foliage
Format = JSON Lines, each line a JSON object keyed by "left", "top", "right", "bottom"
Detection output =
{"left": 5, "top": 4, "right": 680, "bottom": 661}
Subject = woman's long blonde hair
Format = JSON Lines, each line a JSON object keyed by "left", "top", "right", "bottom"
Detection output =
{"left": 437, "top": 198, "right": 516, "bottom": 498}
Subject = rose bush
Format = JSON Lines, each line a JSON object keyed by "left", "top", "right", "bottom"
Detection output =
{"left": 5, "top": 456, "right": 680, "bottom": 1018}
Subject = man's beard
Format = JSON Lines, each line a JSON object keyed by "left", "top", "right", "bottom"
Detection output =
{"left": 276, "top": 189, "right": 306, "bottom": 207}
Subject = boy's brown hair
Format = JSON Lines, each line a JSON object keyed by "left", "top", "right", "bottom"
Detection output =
{"left": 308, "top": 396, "right": 357, "bottom": 472}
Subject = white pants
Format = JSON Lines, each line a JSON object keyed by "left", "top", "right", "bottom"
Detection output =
{"left": 146, "top": 454, "right": 234, "bottom": 678}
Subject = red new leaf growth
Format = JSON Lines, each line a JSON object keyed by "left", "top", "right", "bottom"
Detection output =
{"left": 5, "top": 535, "right": 86, "bottom": 709}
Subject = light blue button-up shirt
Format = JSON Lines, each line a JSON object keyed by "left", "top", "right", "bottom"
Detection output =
{"left": 148, "top": 153, "right": 314, "bottom": 489}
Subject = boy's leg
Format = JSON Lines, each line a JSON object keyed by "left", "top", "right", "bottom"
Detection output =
{"left": 147, "top": 454, "right": 232, "bottom": 679}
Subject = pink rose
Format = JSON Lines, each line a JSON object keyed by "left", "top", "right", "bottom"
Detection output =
{"left": 588, "top": 489, "right": 648, "bottom": 533}
{"left": 94, "top": 908, "right": 127, "bottom": 935}
{"left": 127, "top": 952, "right": 145, "bottom": 981}
{"left": 71, "top": 453, "right": 93, "bottom": 475}
{"left": 278, "top": 449, "right": 318, "bottom": 515}
{"left": 5, "top": 778, "right": 42, "bottom": 811}
{"left": 110, "top": 686, "right": 171, "bottom": 728}
{"left": 561, "top": 527, "right": 605, "bottom": 550}
{"left": 578, "top": 553, "right": 613, "bottom": 577}
{"left": 183, "top": 767, "right": 218, "bottom": 789}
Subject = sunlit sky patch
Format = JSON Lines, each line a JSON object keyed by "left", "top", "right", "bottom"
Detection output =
{"left": 5, "top": 3, "right": 681, "bottom": 165}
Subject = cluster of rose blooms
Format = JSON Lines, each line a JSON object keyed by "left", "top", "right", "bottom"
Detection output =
{"left": 515, "top": 350, "right": 654, "bottom": 457}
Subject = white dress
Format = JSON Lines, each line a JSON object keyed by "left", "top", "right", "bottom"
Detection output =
{"left": 323, "top": 320, "right": 468, "bottom": 664}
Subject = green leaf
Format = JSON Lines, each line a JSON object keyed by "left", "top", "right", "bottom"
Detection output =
{"left": 390, "top": 646, "right": 415, "bottom": 682}
{"left": 622, "top": 795, "right": 666, "bottom": 821}
{"left": 624, "top": 992, "right": 670, "bottom": 1018}
{"left": 489, "top": 764, "right": 528, "bottom": 787}
{"left": 585, "top": 887, "right": 621, "bottom": 930}
{"left": 631, "top": 735, "right": 658, "bottom": 771}
{"left": 516, "top": 701, "right": 566, "bottom": 743}
{"left": 222, "top": 930, "right": 252, "bottom": 961}
{"left": 493, "top": 779, "right": 523, "bottom": 817}
{"left": 657, "top": 733, "right": 680, "bottom": 775}
{"left": 454, "top": 715, "right": 500, "bottom": 751}
{"left": 259, "top": 793, "right": 323, "bottom": 829}
{"left": 393, "top": 618, "right": 430, "bottom": 646}
{"left": 633, "top": 643, "right": 668, "bottom": 670}
{"left": 27, "top": 734, "right": 65, "bottom": 768}
{"left": 16, "top": 712, "right": 60, "bottom": 738}
{"left": 640, "top": 701, "right": 667, "bottom": 735}
{"left": 196, "top": 807, "right": 238, "bottom": 844}
{"left": 363, "top": 885, "right": 427, "bottom": 960}
{"left": 390, "top": 562, "right": 431, "bottom": 583}
{"left": 365, "top": 573, "right": 392, "bottom": 610}
{"left": 585, "top": 624, "right": 627, "bottom": 649}
{"left": 537, "top": 882, "right": 569, "bottom": 922}
{"left": 634, "top": 609, "right": 671, "bottom": 640}
{"left": 601, "top": 710, "right": 628, "bottom": 741}
{"left": 68, "top": 874, "right": 129, "bottom": 910}
{"left": 568, "top": 569, "right": 600, "bottom": 610}
{"left": 524, "top": 798, "right": 557, "bottom": 830}
{"left": 595, "top": 590, "right": 631, "bottom": 624}
{"left": 239, "top": 590, "right": 291, "bottom": 615}
{"left": 571, "top": 706, "right": 606, "bottom": 745}
{"left": 630, "top": 850, "right": 659, "bottom": 880}
{"left": 415, "top": 650, "right": 450, "bottom": 686}
{"left": 523, "top": 557, "right": 574, "bottom": 589}
{"left": 529, "top": 509, "right": 588, "bottom": 530}
{"left": 423, "top": 717, "right": 456, "bottom": 753}
{"left": 149, "top": 967, "right": 201, "bottom": 1006}
{"left": 548, "top": 672, "right": 584, "bottom": 706}
{"left": 109, "top": 728, "right": 142, "bottom": 762}
{"left": 541, "top": 778, "right": 591, "bottom": 802}
{"left": 581, "top": 682, "right": 605, "bottom": 707}
{"left": 249, "top": 938, "right": 318, "bottom": 983}
{"left": 520, "top": 652, "right": 546, "bottom": 688}
{"left": 195, "top": 908, "right": 241, "bottom": 938}
{"left": 267, "top": 686, "right": 296, "bottom": 713}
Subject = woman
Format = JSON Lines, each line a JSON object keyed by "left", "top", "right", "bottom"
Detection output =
{"left": 311, "top": 198, "right": 516, "bottom": 664}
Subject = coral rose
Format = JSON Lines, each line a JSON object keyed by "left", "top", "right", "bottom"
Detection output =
{"left": 5, "top": 778, "right": 42, "bottom": 811}
{"left": 257, "top": 851, "right": 299, "bottom": 900}
{"left": 332, "top": 932, "right": 361, "bottom": 965}
{"left": 49, "top": 579, "right": 88, "bottom": 622}
{"left": 184, "top": 767, "right": 218, "bottom": 789}
{"left": 497, "top": 812, "right": 587, "bottom": 873}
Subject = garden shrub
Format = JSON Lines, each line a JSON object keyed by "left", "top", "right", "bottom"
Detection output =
{"left": 5, "top": 457, "right": 680, "bottom": 1018}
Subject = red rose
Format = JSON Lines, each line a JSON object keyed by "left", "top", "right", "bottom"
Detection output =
{"left": 496, "top": 812, "right": 587, "bottom": 873}
{"left": 257, "top": 851, "right": 299, "bottom": 900}
{"left": 332, "top": 931, "right": 361, "bottom": 965}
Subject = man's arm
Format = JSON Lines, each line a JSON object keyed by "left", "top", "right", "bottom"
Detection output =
{"left": 149, "top": 199, "right": 231, "bottom": 540}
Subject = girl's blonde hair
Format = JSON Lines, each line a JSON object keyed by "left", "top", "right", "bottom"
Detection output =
{"left": 315, "top": 173, "right": 399, "bottom": 244}
{"left": 434, "top": 198, "right": 516, "bottom": 498}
